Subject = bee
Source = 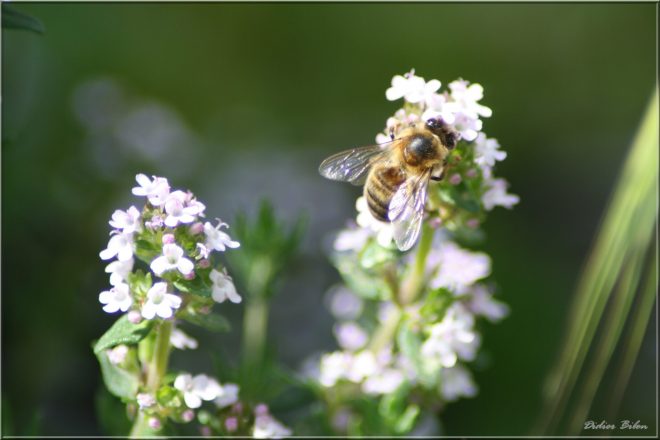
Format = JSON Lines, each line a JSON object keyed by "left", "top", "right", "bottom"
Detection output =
{"left": 319, "top": 118, "right": 460, "bottom": 251}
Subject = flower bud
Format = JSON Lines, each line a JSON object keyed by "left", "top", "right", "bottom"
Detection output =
{"left": 148, "top": 417, "right": 162, "bottom": 430}
{"left": 137, "top": 393, "right": 156, "bottom": 409}
{"left": 465, "top": 168, "right": 478, "bottom": 179}
{"left": 184, "top": 271, "right": 196, "bottom": 280}
{"left": 128, "top": 310, "right": 143, "bottom": 324}
{"left": 162, "top": 233, "right": 176, "bottom": 244}
{"left": 190, "top": 222, "right": 204, "bottom": 235}
{"left": 198, "top": 258, "right": 211, "bottom": 269}
{"left": 467, "top": 218, "right": 480, "bottom": 229}
{"left": 181, "top": 409, "right": 195, "bottom": 423}
{"left": 225, "top": 416, "right": 238, "bottom": 432}
{"left": 449, "top": 173, "right": 462, "bottom": 185}
{"left": 254, "top": 403, "right": 269, "bottom": 416}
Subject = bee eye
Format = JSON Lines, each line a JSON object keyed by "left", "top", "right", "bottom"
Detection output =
{"left": 425, "top": 118, "right": 439, "bottom": 129}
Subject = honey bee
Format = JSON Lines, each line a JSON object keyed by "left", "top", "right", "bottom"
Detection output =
{"left": 319, "top": 118, "right": 460, "bottom": 251}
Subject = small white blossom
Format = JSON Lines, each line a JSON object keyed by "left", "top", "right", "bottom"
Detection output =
{"left": 451, "top": 112, "right": 482, "bottom": 142}
{"left": 346, "top": 350, "right": 378, "bottom": 383}
{"left": 105, "top": 258, "right": 134, "bottom": 286}
{"left": 386, "top": 70, "right": 441, "bottom": 104}
{"left": 209, "top": 269, "right": 241, "bottom": 303}
{"left": 196, "top": 243, "right": 210, "bottom": 260}
{"left": 132, "top": 174, "right": 170, "bottom": 206}
{"left": 325, "top": 286, "right": 364, "bottom": 321}
{"left": 439, "top": 365, "right": 478, "bottom": 402}
{"left": 99, "top": 282, "right": 132, "bottom": 313}
{"left": 448, "top": 79, "right": 492, "bottom": 119}
{"left": 163, "top": 190, "right": 204, "bottom": 227}
{"left": 99, "top": 232, "right": 135, "bottom": 261}
{"left": 107, "top": 344, "right": 129, "bottom": 365}
{"left": 137, "top": 393, "right": 156, "bottom": 409}
{"left": 204, "top": 220, "right": 240, "bottom": 252}
{"left": 170, "top": 327, "right": 198, "bottom": 350}
{"left": 474, "top": 133, "right": 507, "bottom": 168}
{"left": 482, "top": 178, "right": 520, "bottom": 211}
{"left": 421, "top": 304, "right": 480, "bottom": 368}
{"left": 150, "top": 243, "right": 194, "bottom": 276}
{"left": 356, "top": 196, "right": 393, "bottom": 247}
{"left": 362, "top": 368, "right": 405, "bottom": 395}
{"left": 214, "top": 383, "right": 239, "bottom": 409}
{"left": 428, "top": 242, "right": 491, "bottom": 292}
{"left": 333, "top": 227, "right": 370, "bottom": 252}
{"left": 319, "top": 351, "right": 352, "bottom": 387}
{"left": 109, "top": 206, "right": 142, "bottom": 233}
{"left": 141, "top": 282, "right": 182, "bottom": 320}
{"left": 253, "top": 413, "right": 292, "bottom": 439}
{"left": 174, "top": 373, "right": 223, "bottom": 409}
{"left": 468, "top": 285, "right": 509, "bottom": 322}
{"left": 334, "top": 322, "right": 368, "bottom": 351}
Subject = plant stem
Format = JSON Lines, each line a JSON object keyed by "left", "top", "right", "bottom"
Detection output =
{"left": 129, "top": 320, "right": 173, "bottom": 437}
{"left": 400, "top": 223, "right": 433, "bottom": 305}
{"left": 369, "top": 223, "right": 434, "bottom": 352}
{"left": 147, "top": 320, "right": 173, "bottom": 391}
{"left": 243, "top": 296, "right": 269, "bottom": 367}
{"left": 368, "top": 306, "right": 402, "bottom": 353}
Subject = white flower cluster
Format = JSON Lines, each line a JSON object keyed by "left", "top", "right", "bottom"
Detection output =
{"left": 253, "top": 404, "right": 293, "bottom": 439}
{"left": 315, "top": 73, "right": 515, "bottom": 428}
{"left": 98, "top": 174, "right": 241, "bottom": 320}
{"left": 318, "top": 347, "right": 407, "bottom": 396}
{"left": 340, "top": 70, "right": 518, "bottom": 249}
{"left": 173, "top": 372, "right": 239, "bottom": 410}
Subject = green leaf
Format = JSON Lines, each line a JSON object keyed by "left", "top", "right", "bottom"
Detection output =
{"left": 174, "top": 276, "right": 212, "bottom": 298}
{"left": 2, "top": 5, "right": 45, "bottom": 34}
{"left": 394, "top": 404, "right": 420, "bottom": 434}
{"left": 335, "top": 254, "right": 390, "bottom": 300}
{"left": 359, "top": 239, "right": 397, "bottom": 269}
{"left": 397, "top": 321, "right": 439, "bottom": 389}
{"left": 96, "top": 349, "right": 139, "bottom": 400}
{"left": 420, "top": 288, "right": 454, "bottom": 322}
{"left": 180, "top": 312, "right": 230, "bottom": 332}
{"left": 93, "top": 315, "right": 153, "bottom": 354}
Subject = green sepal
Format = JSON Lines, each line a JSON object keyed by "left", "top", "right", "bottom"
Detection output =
{"left": 93, "top": 314, "right": 153, "bottom": 354}
{"left": 157, "top": 385, "right": 182, "bottom": 409}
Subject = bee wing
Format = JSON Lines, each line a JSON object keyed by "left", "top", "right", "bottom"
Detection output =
{"left": 319, "top": 144, "right": 390, "bottom": 186}
{"left": 388, "top": 169, "right": 431, "bottom": 251}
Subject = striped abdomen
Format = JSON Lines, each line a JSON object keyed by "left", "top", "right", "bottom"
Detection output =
{"left": 364, "top": 165, "right": 406, "bottom": 222}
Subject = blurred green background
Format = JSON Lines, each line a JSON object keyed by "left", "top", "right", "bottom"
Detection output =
{"left": 2, "top": 3, "right": 656, "bottom": 436}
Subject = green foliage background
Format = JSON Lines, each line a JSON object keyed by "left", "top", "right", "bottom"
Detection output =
{"left": 2, "top": 3, "right": 656, "bottom": 436}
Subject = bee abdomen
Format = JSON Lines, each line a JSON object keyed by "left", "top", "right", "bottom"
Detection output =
{"left": 365, "top": 186, "right": 390, "bottom": 221}
{"left": 365, "top": 166, "right": 405, "bottom": 222}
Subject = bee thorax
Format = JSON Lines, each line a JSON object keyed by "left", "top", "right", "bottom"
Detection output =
{"left": 403, "top": 134, "right": 440, "bottom": 166}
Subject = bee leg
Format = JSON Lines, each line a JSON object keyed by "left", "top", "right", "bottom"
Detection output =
{"left": 430, "top": 167, "right": 445, "bottom": 181}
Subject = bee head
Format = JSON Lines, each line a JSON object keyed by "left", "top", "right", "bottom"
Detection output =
{"left": 425, "top": 117, "right": 460, "bottom": 150}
